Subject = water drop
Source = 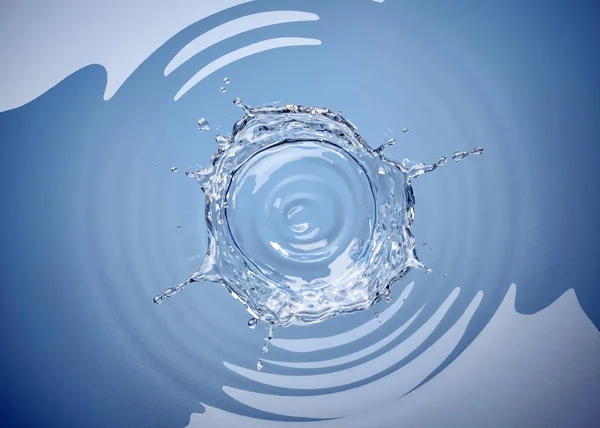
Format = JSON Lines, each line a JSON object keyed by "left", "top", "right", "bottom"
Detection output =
{"left": 153, "top": 295, "right": 163, "bottom": 304}
{"left": 385, "top": 295, "right": 392, "bottom": 302}
{"left": 220, "top": 87, "right": 227, "bottom": 93}
{"left": 452, "top": 146, "right": 483, "bottom": 162}
{"left": 165, "top": 287, "right": 177, "bottom": 298}
{"left": 233, "top": 97, "right": 243, "bottom": 106}
{"left": 256, "top": 360, "right": 263, "bottom": 371}
{"left": 170, "top": 167, "right": 179, "bottom": 173}
{"left": 248, "top": 318, "right": 258, "bottom": 329}
{"left": 402, "top": 127, "right": 409, "bottom": 133}
{"left": 224, "top": 77, "right": 230, "bottom": 85}
{"left": 176, "top": 225, "right": 181, "bottom": 229}
{"left": 443, "top": 273, "right": 447, "bottom": 277}
{"left": 198, "top": 118, "right": 210, "bottom": 132}
{"left": 374, "top": 312, "right": 379, "bottom": 318}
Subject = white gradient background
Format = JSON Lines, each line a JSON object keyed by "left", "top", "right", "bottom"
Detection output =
{"left": 1, "top": 1, "right": 599, "bottom": 427}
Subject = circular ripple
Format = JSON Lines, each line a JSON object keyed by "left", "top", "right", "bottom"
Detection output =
{"left": 226, "top": 140, "right": 376, "bottom": 287}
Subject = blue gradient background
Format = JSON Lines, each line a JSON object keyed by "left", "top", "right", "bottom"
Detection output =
{"left": 1, "top": 0, "right": 599, "bottom": 427}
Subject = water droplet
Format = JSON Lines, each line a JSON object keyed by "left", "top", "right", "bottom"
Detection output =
{"left": 374, "top": 312, "right": 379, "bottom": 318}
{"left": 378, "top": 167, "right": 386, "bottom": 175}
{"left": 262, "top": 343, "right": 269, "bottom": 354}
{"left": 422, "top": 241, "right": 427, "bottom": 246}
{"left": 256, "top": 360, "right": 263, "bottom": 371}
{"left": 233, "top": 97, "right": 243, "bottom": 106}
{"left": 385, "top": 295, "right": 392, "bottom": 302}
{"left": 452, "top": 146, "right": 483, "bottom": 162}
{"left": 224, "top": 77, "right": 230, "bottom": 84}
{"left": 153, "top": 295, "right": 163, "bottom": 304}
{"left": 452, "top": 151, "right": 469, "bottom": 162}
{"left": 170, "top": 167, "right": 179, "bottom": 173}
{"left": 176, "top": 225, "right": 181, "bottom": 229}
{"left": 198, "top": 118, "right": 210, "bottom": 132}
{"left": 443, "top": 273, "right": 447, "bottom": 277}
{"left": 248, "top": 318, "right": 258, "bottom": 329}
{"left": 220, "top": 87, "right": 227, "bottom": 93}
{"left": 402, "top": 128, "right": 409, "bottom": 133}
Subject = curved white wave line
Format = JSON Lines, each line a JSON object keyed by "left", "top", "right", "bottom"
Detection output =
{"left": 264, "top": 306, "right": 424, "bottom": 369}
{"left": 223, "top": 287, "right": 461, "bottom": 390}
{"left": 165, "top": 11, "right": 319, "bottom": 76}
{"left": 222, "top": 291, "right": 483, "bottom": 419}
{"left": 272, "top": 281, "right": 414, "bottom": 352}
{"left": 174, "top": 37, "right": 321, "bottom": 100}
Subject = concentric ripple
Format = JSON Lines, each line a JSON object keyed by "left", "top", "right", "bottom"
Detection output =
{"left": 226, "top": 140, "right": 376, "bottom": 286}
{"left": 154, "top": 100, "right": 482, "bottom": 328}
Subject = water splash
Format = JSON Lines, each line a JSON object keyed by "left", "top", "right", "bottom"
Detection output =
{"left": 154, "top": 100, "right": 482, "bottom": 333}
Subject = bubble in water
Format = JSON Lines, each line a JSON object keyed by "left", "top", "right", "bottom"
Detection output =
{"left": 170, "top": 167, "right": 179, "bottom": 173}
{"left": 198, "top": 118, "right": 210, "bottom": 132}
{"left": 220, "top": 87, "right": 227, "bottom": 93}
{"left": 224, "top": 77, "right": 231, "bottom": 85}
{"left": 153, "top": 101, "right": 483, "bottom": 328}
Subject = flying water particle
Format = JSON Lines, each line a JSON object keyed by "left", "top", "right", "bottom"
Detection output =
{"left": 153, "top": 100, "right": 483, "bottom": 334}
{"left": 256, "top": 360, "right": 263, "bottom": 371}
{"left": 452, "top": 146, "right": 484, "bottom": 162}
{"left": 153, "top": 295, "right": 163, "bottom": 304}
{"left": 248, "top": 318, "right": 258, "bottom": 329}
{"left": 220, "top": 87, "right": 227, "bottom": 93}
{"left": 198, "top": 118, "right": 210, "bottom": 132}
{"left": 402, "top": 127, "right": 409, "bottom": 133}
{"left": 170, "top": 167, "right": 179, "bottom": 173}
{"left": 224, "top": 77, "right": 230, "bottom": 85}
{"left": 374, "top": 312, "right": 379, "bottom": 318}
{"left": 176, "top": 225, "right": 181, "bottom": 229}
